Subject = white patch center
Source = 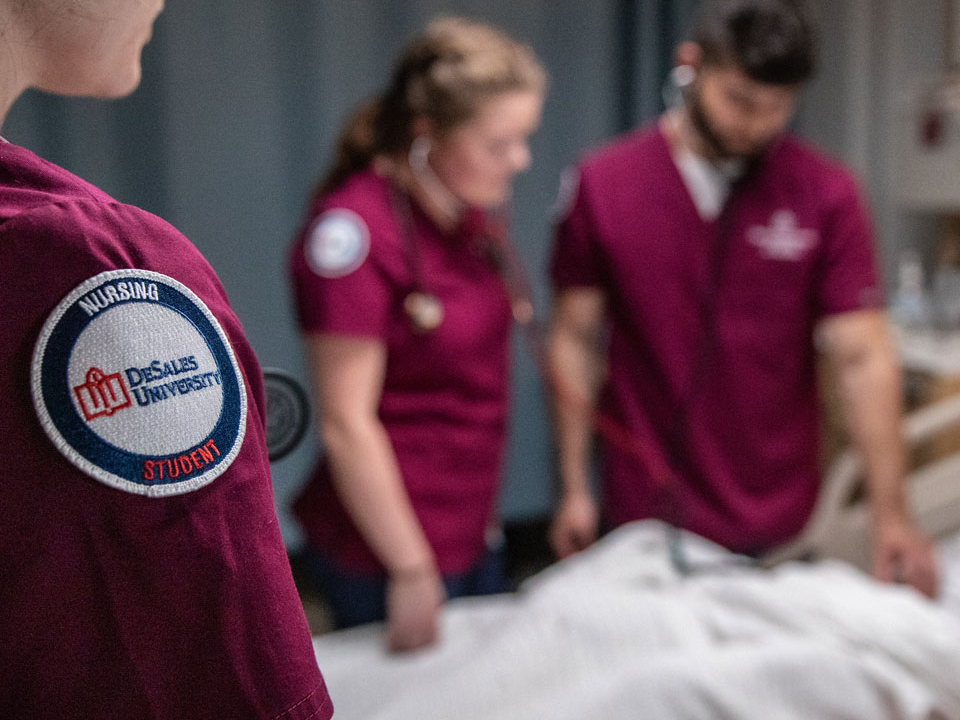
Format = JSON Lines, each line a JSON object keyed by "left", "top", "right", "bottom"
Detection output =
{"left": 68, "top": 303, "right": 223, "bottom": 456}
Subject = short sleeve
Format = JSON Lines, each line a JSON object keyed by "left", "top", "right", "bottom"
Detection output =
{"left": 0, "top": 198, "right": 332, "bottom": 719}
{"left": 290, "top": 207, "right": 394, "bottom": 338}
{"left": 814, "top": 173, "right": 885, "bottom": 318}
{"left": 549, "top": 165, "right": 606, "bottom": 290}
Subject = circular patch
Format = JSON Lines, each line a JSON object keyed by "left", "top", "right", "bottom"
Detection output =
{"left": 304, "top": 208, "right": 370, "bottom": 278}
{"left": 31, "top": 269, "right": 247, "bottom": 497}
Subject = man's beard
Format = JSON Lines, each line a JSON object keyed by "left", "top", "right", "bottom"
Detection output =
{"left": 686, "top": 87, "right": 768, "bottom": 166}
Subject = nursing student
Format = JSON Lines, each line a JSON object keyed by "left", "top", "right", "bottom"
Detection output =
{"left": 548, "top": 0, "right": 937, "bottom": 596}
{"left": 0, "top": 2, "right": 333, "bottom": 718}
{"left": 289, "top": 17, "right": 545, "bottom": 652}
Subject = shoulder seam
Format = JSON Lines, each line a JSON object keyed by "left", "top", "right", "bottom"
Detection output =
{"left": 0, "top": 196, "right": 136, "bottom": 232}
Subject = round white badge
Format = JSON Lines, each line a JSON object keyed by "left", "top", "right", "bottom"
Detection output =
{"left": 31, "top": 269, "right": 247, "bottom": 497}
{"left": 304, "top": 208, "right": 371, "bottom": 278}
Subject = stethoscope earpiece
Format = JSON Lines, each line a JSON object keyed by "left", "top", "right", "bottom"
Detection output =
{"left": 663, "top": 64, "right": 697, "bottom": 110}
{"left": 671, "top": 64, "right": 696, "bottom": 89}
{"left": 391, "top": 182, "right": 530, "bottom": 337}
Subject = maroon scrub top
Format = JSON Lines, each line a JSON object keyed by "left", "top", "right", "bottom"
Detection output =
{"left": 0, "top": 141, "right": 333, "bottom": 720}
{"left": 289, "top": 168, "right": 512, "bottom": 575}
{"left": 551, "top": 126, "right": 883, "bottom": 553}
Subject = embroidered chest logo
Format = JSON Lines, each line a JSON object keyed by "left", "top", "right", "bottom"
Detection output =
{"left": 746, "top": 210, "right": 819, "bottom": 261}
{"left": 32, "top": 269, "right": 247, "bottom": 497}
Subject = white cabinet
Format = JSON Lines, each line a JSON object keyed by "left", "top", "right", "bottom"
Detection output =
{"left": 898, "top": 80, "right": 960, "bottom": 212}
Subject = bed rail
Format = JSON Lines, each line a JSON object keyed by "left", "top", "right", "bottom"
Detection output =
{"left": 762, "top": 392, "right": 960, "bottom": 570}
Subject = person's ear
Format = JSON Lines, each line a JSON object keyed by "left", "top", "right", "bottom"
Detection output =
{"left": 674, "top": 41, "right": 702, "bottom": 71}
{"left": 662, "top": 43, "right": 699, "bottom": 110}
{"left": 411, "top": 116, "right": 434, "bottom": 144}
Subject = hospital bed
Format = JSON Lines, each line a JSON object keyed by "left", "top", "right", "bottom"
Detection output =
{"left": 312, "top": 394, "right": 960, "bottom": 720}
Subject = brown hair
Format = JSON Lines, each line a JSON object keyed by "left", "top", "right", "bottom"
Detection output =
{"left": 317, "top": 17, "right": 546, "bottom": 196}
{"left": 692, "top": 0, "right": 816, "bottom": 85}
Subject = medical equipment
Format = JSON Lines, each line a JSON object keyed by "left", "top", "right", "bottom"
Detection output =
{"left": 263, "top": 367, "right": 311, "bottom": 461}
{"left": 898, "top": 1, "right": 960, "bottom": 211}
{"left": 764, "top": 390, "right": 960, "bottom": 571}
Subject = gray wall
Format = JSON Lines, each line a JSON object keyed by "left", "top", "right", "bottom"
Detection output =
{"left": 6, "top": 1, "right": 948, "bottom": 545}
{"left": 793, "top": 0, "right": 946, "bottom": 278}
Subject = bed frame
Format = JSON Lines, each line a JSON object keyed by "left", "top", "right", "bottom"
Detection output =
{"left": 763, "top": 392, "right": 960, "bottom": 571}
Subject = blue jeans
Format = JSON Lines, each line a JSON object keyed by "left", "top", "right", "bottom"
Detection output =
{"left": 299, "top": 547, "right": 508, "bottom": 630}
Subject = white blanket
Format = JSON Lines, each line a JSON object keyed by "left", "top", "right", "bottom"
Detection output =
{"left": 313, "top": 521, "right": 960, "bottom": 720}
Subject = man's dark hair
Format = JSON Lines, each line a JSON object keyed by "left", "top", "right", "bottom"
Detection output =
{"left": 692, "top": 0, "right": 816, "bottom": 85}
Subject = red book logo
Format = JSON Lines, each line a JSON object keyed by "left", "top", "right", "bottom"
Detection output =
{"left": 74, "top": 367, "right": 132, "bottom": 421}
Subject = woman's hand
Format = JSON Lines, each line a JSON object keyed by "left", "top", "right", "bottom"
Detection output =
{"left": 306, "top": 334, "right": 446, "bottom": 646}
{"left": 385, "top": 565, "right": 446, "bottom": 652}
{"left": 549, "top": 489, "right": 599, "bottom": 559}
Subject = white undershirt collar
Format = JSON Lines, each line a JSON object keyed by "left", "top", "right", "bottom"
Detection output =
{"left": 672, "top": 149, "right": 745, "bottom": 221}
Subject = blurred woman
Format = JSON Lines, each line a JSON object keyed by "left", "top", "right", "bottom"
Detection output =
{"left": 0, "top": 2, "right": 332, "bottom": 717}
{"left": 289, "top": 17, "right": 545, "bottom": 651}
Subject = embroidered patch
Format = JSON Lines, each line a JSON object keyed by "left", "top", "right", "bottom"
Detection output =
{"left": 304, "top": 209, "right": 370, "bottom": 278}
{"left": 31, "top": 269, "right": 247, "bottom": 497}
{"left": 747, "top": 210, "right": 819, "bottom": 261}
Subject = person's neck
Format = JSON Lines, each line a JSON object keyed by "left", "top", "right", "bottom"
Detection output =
{"left": 0, "top": 70, "right": 30, "bottom": 131}
{"left": 662, "top": 107, "right": 717, "bottom": 163}
{"left": 0, "top": 18, "right": 33, "bottom": 129}
{"left": 378, "top": 154, "right": 465, "bottom": 233}
{"left": 662, "top": 108, "right": 752, "bottom": 184}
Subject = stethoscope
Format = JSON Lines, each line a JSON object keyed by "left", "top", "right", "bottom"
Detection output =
{"left": 391, "top": 134, "right": 535, "bottom": 334}
{"left": 387, "top": 179, "right": 533, "bottom": 336}
{"left": 388, "top": 183, "right": 445, "bottom": 334}
{"left": 662, "top": 66, "right": 774, "bottom": 570}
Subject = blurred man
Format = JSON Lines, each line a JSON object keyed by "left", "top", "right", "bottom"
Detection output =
{"left": 547, "top": 0, "right": 937, "bottom": 596}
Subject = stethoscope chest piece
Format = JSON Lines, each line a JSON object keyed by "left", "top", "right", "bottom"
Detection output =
{"left": 404, "top": 291, "right": 444, "bottom": 333}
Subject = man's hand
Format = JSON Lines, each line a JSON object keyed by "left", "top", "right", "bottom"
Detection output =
{"left": 872, "top": 515, "right": 938, "bottom": 598}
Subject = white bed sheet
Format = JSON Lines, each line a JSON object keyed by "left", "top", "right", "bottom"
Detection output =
{"left": 313, "top": 521, "right": 960, "bottom": 720}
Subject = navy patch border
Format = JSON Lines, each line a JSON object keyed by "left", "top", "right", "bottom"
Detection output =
{"left": 31, "top": 269, "right": 247, "bottom": 497}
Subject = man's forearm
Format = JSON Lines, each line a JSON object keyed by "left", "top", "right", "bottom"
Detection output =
{"left": 826, "top": 313, "right": 909, "bottom": 522}
{"left": 547, "top": 289, "right": 607, "bottom": 497}
{"left": 549, "top": 329, "right": 600, "bottom": 496}
{"left": 842, "top": 356, "right": 908, "bottom": 520}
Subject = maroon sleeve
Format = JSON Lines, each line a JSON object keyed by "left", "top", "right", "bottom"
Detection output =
{"left": 290, "top": 206, "right": 393, "bottom": 339}
{"left": 549, "top": 165, "right": 607, "bottom": 290}
{"left": 0, "top": 199, "right": 333, "bottom": 720}
{"left": 814, "top": 170, "right": 885, "bottom": 318}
